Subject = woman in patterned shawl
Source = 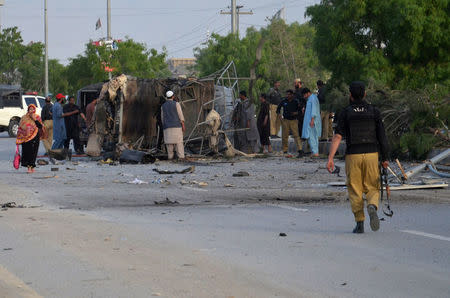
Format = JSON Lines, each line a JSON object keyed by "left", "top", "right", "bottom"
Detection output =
{"left": 16, "top": 104, "right": 46, "bottom": 173}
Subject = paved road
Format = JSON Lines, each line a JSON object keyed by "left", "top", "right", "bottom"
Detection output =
{"left": 0, "top": 133, "right": 449, "bottom": 297}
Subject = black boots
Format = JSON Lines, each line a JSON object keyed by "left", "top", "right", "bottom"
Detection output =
{"left": 353, "top": 205, "right": 380, "bottom": 234}
{"left": 353, "top": 221, "right": 364, "bottom": 233}
{"left": 368, "top": 204, "right": 380, "bottom": 231}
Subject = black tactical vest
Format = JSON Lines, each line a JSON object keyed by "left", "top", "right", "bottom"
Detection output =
{"left": 345, "top": 103, "right": 377, "bottom": 145}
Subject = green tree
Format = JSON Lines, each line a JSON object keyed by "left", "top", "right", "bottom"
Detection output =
{"left": 19, "top": 42, "right": 45, "bottom": 93}
{"left": 0, "top": 27, "right": 26, "bottom": 85}
{"left": 67, "top": 38, "right": 170, "bottom": 94}
{"left": 306, "top": 0, "right": 450, "bottom": 88}
{"left": 49, "top": 59, "right": 69, "bottom": 95}
{"left": 194, "top": 21, "right": 329, "bottom": 101}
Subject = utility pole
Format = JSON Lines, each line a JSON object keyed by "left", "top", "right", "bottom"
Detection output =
{"left": 220, "top": 0, "right": 253, "bottom": 35}
{"left": 107, "top": 0, "right": 111, "bottom": 79}
{"left": 0, "top": 0, "right": 4, "bottom": 32}
{"left": 44, "top": 0, "right": 49, "bottom": 96}
{"left": 107, "top": 0, "right": 111, "bottom": 40}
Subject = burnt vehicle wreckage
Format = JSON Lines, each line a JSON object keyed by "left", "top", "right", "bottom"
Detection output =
{"left": 77, "top": 62, "right": 245, "bottom": 163}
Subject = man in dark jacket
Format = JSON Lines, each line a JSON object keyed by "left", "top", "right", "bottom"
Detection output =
{"left": 63, "top": 96, "right": 86, "bottom": 154}
{"left": 294, "top": 79, "right": 306, "bottom": 139}
{"left": 327, "top": 81, "right": 389, "bottom": 234}
{"left": 276, "top": 90, "right": 303, "bottom": 157}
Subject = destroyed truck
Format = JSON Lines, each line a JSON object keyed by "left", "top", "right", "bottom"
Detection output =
{"left": 78, "top": 74, "right": 237, "bottom": 160}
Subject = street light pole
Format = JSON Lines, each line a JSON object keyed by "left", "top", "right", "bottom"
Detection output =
{"left": 0, "top": 1, "right": 5, "bottom": 33}
{"left": 44, "top": 0, "right": 49, "bottom": 96}
{"left": 107, "top": 0, "right": 111, "bottom": 40}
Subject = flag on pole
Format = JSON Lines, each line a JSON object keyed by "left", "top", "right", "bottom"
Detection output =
{"left": 95, "top": 18, "right": 102, "bottom": 30}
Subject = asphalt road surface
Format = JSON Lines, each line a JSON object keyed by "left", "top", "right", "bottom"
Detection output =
{"left": 0, "top": 132, "right": 449, "bottom": 298}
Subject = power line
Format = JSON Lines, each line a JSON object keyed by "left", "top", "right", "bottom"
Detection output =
{"left": 167, "top": 24, "right": 228, "bottom": 56}
{"left": 151, "top": 13, "right": 220, "bottom": 48}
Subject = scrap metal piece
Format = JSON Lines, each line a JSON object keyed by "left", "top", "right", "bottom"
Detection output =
{"left": 153, "top": 166, "right": 195, "bottom": 175}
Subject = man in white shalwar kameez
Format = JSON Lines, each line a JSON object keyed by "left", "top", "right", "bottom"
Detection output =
{"left": 161, "top": 90, "right": 185, "bottom": 160}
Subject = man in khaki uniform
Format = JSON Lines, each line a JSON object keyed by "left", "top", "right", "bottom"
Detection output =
{"left": 276, "top": 90, "right": 303, "bottom": 157}
{"left": 267, "top": 81, "right": 282, "bottom": 138}
{"left": 327, "top": 81, "right": 389, "bottom": 233}
{"left": 40, "top": 96, "right": 53, "bottom": 153}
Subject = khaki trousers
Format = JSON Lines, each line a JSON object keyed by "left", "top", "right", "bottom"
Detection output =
{"left": 345, "top": 152, "right": 380, "bottom": 222}
{"left": 281, "top": 119, "right": 302, "bottom": 152}
{"left": 269, "top": 104, "right": 281, "bottom": 136}
{"left": 166, "top": 143, "right": 185, "bottom": 159}
{"left": 320, "top": 110, "right": 332, "bottom": 140}
{"left": 42, "top": 120, "right": 53, "bottom": 152}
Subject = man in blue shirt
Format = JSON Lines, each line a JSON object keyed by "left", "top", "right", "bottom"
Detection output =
{"left": 52, "top": 94, "right": 79, "bottom": 150}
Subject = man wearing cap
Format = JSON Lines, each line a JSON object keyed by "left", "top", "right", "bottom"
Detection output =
{"left": 276, "top": 89, "right": 303, "bottom": 156}
{"left": 40, "top": 95, "right": 53, "bottom": 153}
{"left": 52, "top": 93, "right": 79, "bottom": 150}
{"left": 301, "top": 88, "right": 322, "bottom": 157}
{"left": 327, "top": 81, "right": 389, "bottom": 234}
{"left": 161, "top": 90, "right": 185, "bottom": 160}
{"left": 267, "top": 81, "right": 282, "bottom": 138}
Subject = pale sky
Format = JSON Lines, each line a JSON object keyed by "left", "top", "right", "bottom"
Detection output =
{"left": 0, "top": 0, "right": 319, "bottom": 65}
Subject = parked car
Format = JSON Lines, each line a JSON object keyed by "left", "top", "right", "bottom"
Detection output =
{"left": 0, "top": 85, "right": 45, "bottom": 137}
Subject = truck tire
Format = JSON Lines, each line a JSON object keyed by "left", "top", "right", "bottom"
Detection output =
{"left": 8, "top": 118, "right": 19, "bottom": 137}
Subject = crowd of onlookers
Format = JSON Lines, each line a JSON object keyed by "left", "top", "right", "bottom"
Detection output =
{"left": 39, "top": 93, "right": 96, "bottom": 155}
{"left": 232, "top": 79, "right": 332, "bottom": 157}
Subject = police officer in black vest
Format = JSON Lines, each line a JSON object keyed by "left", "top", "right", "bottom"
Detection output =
{"left": 327, "top": 81, "right": 389, "bottom": 234}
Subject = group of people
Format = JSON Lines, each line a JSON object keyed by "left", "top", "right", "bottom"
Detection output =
{"left": 14, "top": 82, "right": 390, "bottom": 234}
{"left": 16, "top": 93, "right": 96, "bottom": 173}
{"left": 233, "top": 79, "right": 329, "bottom": 156}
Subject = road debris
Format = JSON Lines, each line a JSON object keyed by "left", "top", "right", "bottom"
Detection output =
{"left": 37, "top": 159, "right": 49, "bottom": 166}
{"left": 198, "top": 182, "right": 208, "bottom": 187}
{"left": 119, "top": 149, "right": 156, "bottom": 164}
{"left": 127, "top": 178, "right": 148, "bottom": 185}
{"left": 154, "top": 198, "right": 179, "bottom": 205}
{"left": 1, "top": 202, "right": 16, "bottom": 208}
{"left": 51, "top": 167, "right": 59, "bottom": 172}
{"left": 233, "top": 171, "right": 250, "bottom": 177}
{"left": 153, "top": 166, "right": 195, "bottom": 175}
{"left": 279, "top": 233, "right": 287, "bottom": 237}
{"left": 32, "top": 175, "right": 58, "bottom": 179}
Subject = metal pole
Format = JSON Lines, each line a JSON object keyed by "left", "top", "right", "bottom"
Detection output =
{"left": 0, "top": 1, "right": 4, "bottom": 32}
{"left": 405, "top": 148, "right": 450, "bottom": 179}
{"left": 231, "top": 0, "right": 236, "bottom": 34}
{"left": 44, "top": 0, "right": 49, "bottom": 96}
{"left": 107, "top": 0, "right": 111, "bottom": 40}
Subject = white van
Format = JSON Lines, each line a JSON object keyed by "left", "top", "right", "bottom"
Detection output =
{"left": 0, "top": 85, "right": 45, "bottom": 137}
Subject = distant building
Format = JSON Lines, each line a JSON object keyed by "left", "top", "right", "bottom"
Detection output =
{"left": 167, "top": 58, "right": 197, "bottom": 78}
